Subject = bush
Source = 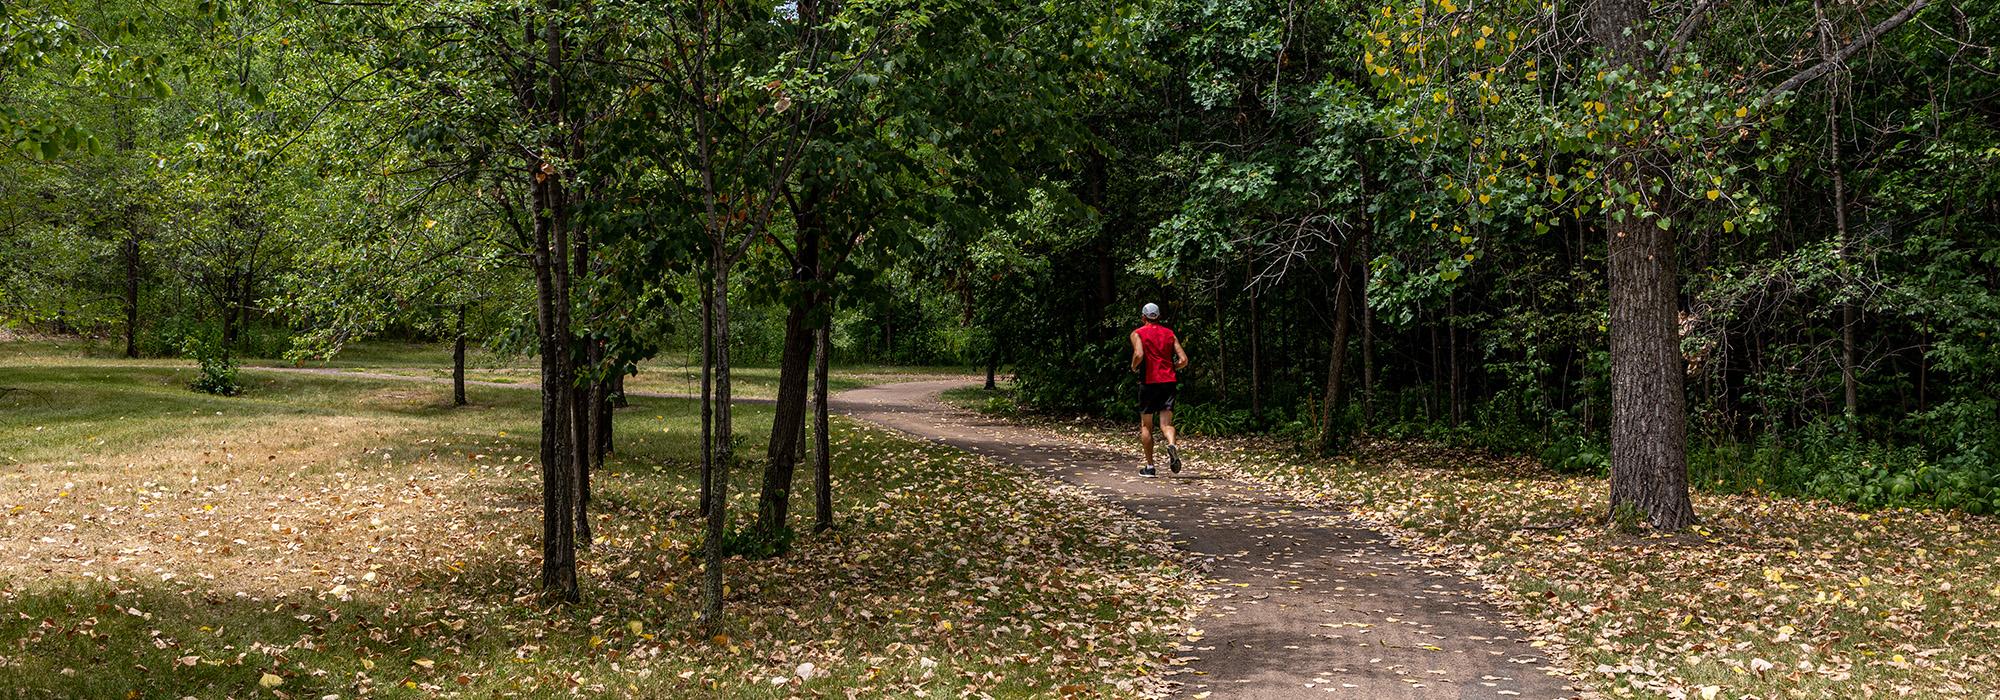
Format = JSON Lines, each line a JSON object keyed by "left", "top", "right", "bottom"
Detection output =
{"left": 182, "top": 336, "right": 242, "bottom": 396}
{"left": 1540, "top": 434, "right": 1609, "bottom": 475}
{"left": 1172, "top": 402, "right": 1255, "bottom": 436}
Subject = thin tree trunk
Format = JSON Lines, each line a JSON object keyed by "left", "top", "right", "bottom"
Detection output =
{"left": 1428, "top": 319, "right": 1440, "bottom": 421}
{"left": 1822, "top": 17, "right": 1859, "bottom": 419}
{"left": 573, "top": 373, "right": 593, "bottom": 550}
{"left": 1249, "top": 263, "right": 1262, "bottom": 427}
{"left": 1449, "top": 295, "right": 1462, "bottom": 427}
{"left": 1360, "top": 252, "right": 1374, "bottom": 431}
{"left": 984, "top": 350, "right": 998, "bottom": 390}
{"left": 453, "top": 304, "right": 468, "bottom": 406}
{"left": 123, "top": 232, "right": 140, "bottom": 359}
{"left": 1215, "top": 282, "right": 1226, "bottom": 397}
{"left": 1596, "top": 0, "right": 1694, "bottom": 531}
{"left": 757, "top": 207, "right": 822, "bottom": 537}
{"left": 814, "top": 325, "right": 834, "bottom": 532}
{"left": 699, "top": 272, "right": 714, "bottom": 516}
{"left": 1314, "top": 253, "right": 1355, "bottom": 452}
{"left": 702, "top": 258, "right": 735, "bottom": 625}
{"left": 597, "top": 372, "right": 614, "bottom": 457}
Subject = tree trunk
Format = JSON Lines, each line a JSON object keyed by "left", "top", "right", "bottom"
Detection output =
{"left": 757, "top": 206, "right": 823, "bottom": 538}
{"left": 1249, "top": 268, "right": 1262, "bottom": 427}
{"left": 1825, "top": 51, "right": 1859, "bottom": 418}
{"left": 572, "top": 337, "right": 603, "bottom": 551}
{"left": 1449, "top": 295, "right": 1463, "bottom": 427}
{"left": 597, "top": 373, "right": 615, "bottom": 457}
{"left": 702, "top": 258, "right": 735, "bottom": 625}
{"left": 984, "top": 349, "right": 998, "bottom": 390}
{"left": 123, "top": 232, "right": 140, "bottom": 359}
{"left": 531, "top": 172, "right": 579, "bottom": 603}
{"left": 220, "top": 280, "right": 238, "bottom": 351}
{"left": 1314, "top": 253, "right": 1355, "bottom": 452}
{"left": 453, "top": 304, "right": 468, "bottom": 406}
{"left": 1215, "top": 282, "right": 1226, "bottom": 397}
{"left": 814, "top": 325, "right": 834, "bottom": 532}
{"left": 1596, "top": 0, "right": 1694, "bottom": 532}
{"left": 699, "top": 272, "right": 714, "bottom": 517}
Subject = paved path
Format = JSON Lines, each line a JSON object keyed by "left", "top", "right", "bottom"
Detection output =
{"left": 249, "top": 366, "right": 1578, "bottom": 698}
{"left": 832, "top": 380, "right": 1579, "bottom": 700}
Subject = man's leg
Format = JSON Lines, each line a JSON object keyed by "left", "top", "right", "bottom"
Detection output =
{"left": 1138, "top": 412, "right": 1155, "bottom": 465}
{"left": 1159, "top": 409, "right": 1177, "bottom": 447}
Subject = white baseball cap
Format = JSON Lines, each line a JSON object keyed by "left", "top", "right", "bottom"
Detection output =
{"left": 1141, "top": 303, "right": 1161, "bottom": 319}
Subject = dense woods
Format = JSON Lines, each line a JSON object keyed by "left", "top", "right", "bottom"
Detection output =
{"left": 6, "top": 0, "right": 1997, "bottom": 617}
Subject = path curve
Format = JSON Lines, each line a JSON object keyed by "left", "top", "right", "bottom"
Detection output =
{"left": 246, "top": 364, "right": 1577, "bottom": 698}
{"left": 833, "top": 380, "right": 1579, "bottom": 700}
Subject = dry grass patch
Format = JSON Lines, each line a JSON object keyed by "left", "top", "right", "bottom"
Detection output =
{"left": 0, "top": 362, "right": 1201, "bottom": 698}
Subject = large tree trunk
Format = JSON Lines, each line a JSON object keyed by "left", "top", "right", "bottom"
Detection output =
{"left": 453, "top": 304, "right": 468, "bottom": 406}
{"left": 1596, "top": 0, "right": 1695, "bottom": 532}
{"left": 757, "top": 206, "right": 823, "bottom": 537}
{"left": 813, "top": 325, "right": 834, "bottom": 532}
{"left": 532, "top": 177, "right": 579, "bottom": 603}
{"left": 533, "top": 0, "right": 581, "bottom": 601}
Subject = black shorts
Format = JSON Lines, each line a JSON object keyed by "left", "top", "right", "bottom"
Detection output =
{"left": 1138, "top": 382, "right": 1177, "bottom": 414}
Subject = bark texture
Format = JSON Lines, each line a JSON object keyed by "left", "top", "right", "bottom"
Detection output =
{"left": 1596, "top": 0, "right": 1695, "bottom": 531}
{"left": 813, "top": 326, "right": 833, "bottom": 532}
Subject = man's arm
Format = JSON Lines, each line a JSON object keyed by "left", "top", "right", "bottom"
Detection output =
{"left": 1130, "top": 331, "right": 1146, "bottom": 373}
{"left": 1173, "top": 339, "right": 1190, "bottom": 370}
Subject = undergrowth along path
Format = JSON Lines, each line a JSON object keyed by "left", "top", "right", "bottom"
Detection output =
{"left": 833, "top": 380, "right": 1579, "bottom": 700}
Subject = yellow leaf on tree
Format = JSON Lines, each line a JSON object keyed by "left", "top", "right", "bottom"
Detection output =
{"left": 1706, "top": 189, "right": 1721, "bottom": 201}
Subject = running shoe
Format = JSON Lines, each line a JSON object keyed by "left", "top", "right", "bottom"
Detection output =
{"left": 1140, "top": 465, "right": 1158, "bottom": 478}
{"left": 1167, "top": 444, "right": 1182, "bottom": 473}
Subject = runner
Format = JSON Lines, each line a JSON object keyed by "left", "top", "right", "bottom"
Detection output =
{"left": 1130, "top": 303, "right": 1188, "bottom": 477}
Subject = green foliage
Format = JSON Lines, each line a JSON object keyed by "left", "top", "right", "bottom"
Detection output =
{"left": 716, "top": 522, "right": 796, "bottom": 560}
{"left": 1172, "top": 402, "right": 1256, "bottom": 437}
{"left": 1540, "top": 435, "right": 1608, "bottom": 476}
{"left": 180, "top": 335, "right": 239, "bottom": 396}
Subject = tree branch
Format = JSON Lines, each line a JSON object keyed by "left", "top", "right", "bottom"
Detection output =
{"left": 1757, "top": 0, "right": 1931, "bottom": 109}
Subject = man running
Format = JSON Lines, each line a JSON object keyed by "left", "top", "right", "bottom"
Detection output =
{"left": 1130, "top": 302, "right": 1188, "bottom": 477}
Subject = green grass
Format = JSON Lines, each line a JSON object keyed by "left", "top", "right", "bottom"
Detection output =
{"left": 0, "top": 353, "right": 1195, "bottom": 698}
{"left": 940, "top": 384, "right": 1019, "bottom": 417}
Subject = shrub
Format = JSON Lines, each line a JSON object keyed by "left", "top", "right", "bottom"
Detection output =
{"left": 182, "top": 336, "right": 242, "bottom": 396}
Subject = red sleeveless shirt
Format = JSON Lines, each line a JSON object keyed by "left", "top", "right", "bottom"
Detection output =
{"left": 1135, "top": 323, "right": 1177, "bottom": 384}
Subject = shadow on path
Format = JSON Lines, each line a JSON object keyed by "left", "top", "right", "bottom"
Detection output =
{"left": 833, "top": 380, "right": 1580, "bottom": 700}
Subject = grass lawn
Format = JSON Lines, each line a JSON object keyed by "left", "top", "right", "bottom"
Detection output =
{"left": 0, "top": 358, "right": 1198, "bottom": 697}
{"left": 952, "top": 387, "right": 2000, "bottom": 699}
{"left": 0, "top": 336, "right": 971, "bottom": 400}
